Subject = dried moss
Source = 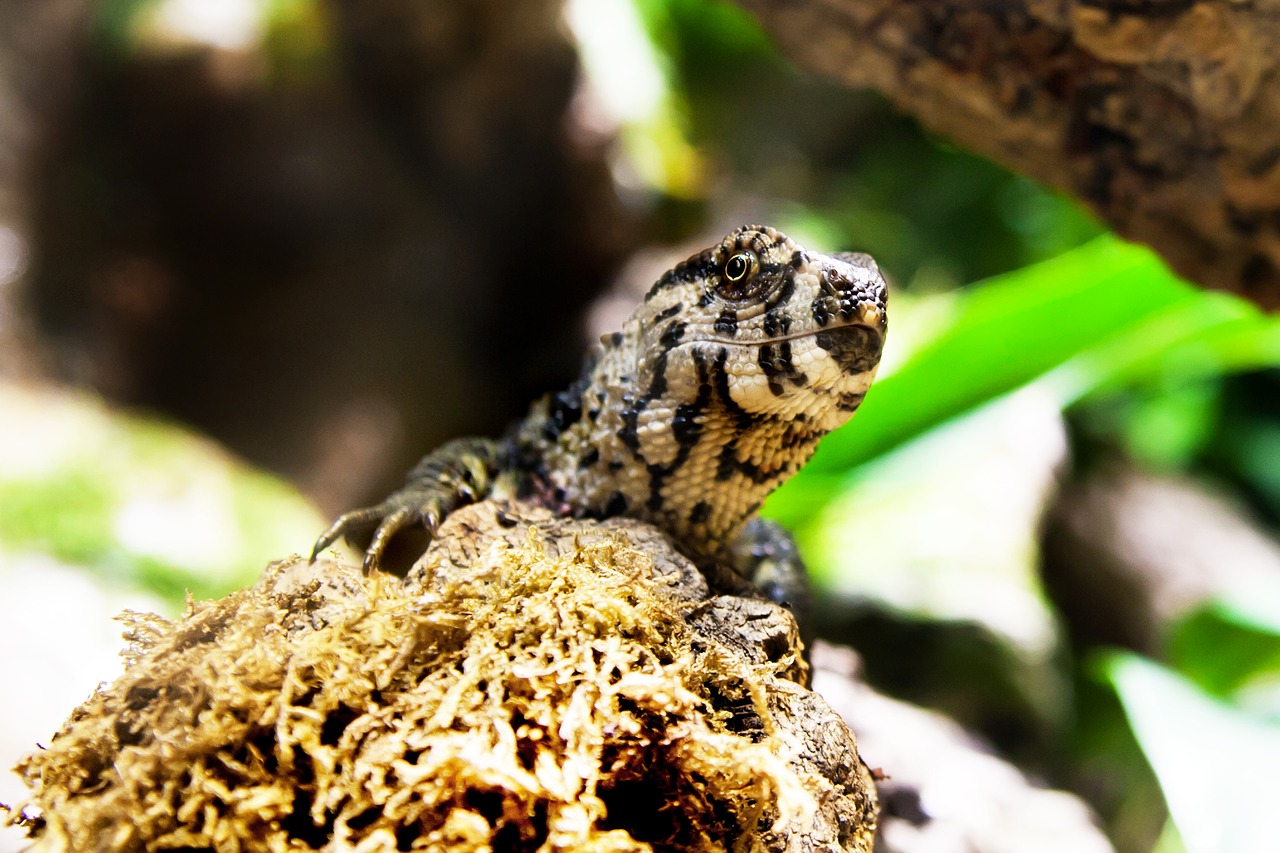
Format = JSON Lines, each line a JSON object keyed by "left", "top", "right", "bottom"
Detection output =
{"left": 7, "top": 502, "right": 873, "bottom": 852}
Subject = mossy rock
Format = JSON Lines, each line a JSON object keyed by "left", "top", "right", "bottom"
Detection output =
{"left": 7, "top": 501, "right": 877, "bottom": 852}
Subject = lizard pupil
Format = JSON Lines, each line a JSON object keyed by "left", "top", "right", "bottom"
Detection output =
{"left": 725, "top": 253, "right": 752, "bottom": 282}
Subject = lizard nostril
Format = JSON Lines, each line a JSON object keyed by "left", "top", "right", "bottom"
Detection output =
{"left": 820, "top": 267, "right": 850, "bottom": 296}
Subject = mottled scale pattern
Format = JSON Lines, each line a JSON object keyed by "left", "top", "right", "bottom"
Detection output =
{"left": 315, "top": 225, "right": 887, "bottom": 575}
{"left": 514, "top": 225, "right": 885, "bottom": 562}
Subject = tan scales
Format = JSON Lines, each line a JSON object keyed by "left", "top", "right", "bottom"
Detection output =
{"left": 315, "top": 225, "right": 888, "bottom": 589}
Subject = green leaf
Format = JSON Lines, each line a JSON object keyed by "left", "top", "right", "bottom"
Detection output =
{"left": 1169, "top": 598, "right": 1280, "bottom": 709}
{"left": 1051, "top": 294, "right": 1280, "bottom": 404}
{"left": 766, "top": 237, "right": 1188, "bottom": 526}
{"left": 1099, "top": 652, "right": 1280, "bottom": 853}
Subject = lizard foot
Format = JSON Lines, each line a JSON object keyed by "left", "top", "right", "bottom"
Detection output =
{"left": 310, "top": 497, "right": 445, "bottom": 573}
{"left": 311, "top": 437, "right": 501, "bottom": 572}
{"left": 730, "top": 517, "right": 814, "bottom": 645}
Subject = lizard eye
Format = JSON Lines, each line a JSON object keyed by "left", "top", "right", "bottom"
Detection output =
{"left": 718, "top": 251, "right": 759, "bottom": 299}
{"left": 724, "top": 252, "right": 755, "bottom": 282}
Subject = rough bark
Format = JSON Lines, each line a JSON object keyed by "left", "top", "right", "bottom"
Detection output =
{"left": 735, "top": 0, "right": 1280, "bottom": 308}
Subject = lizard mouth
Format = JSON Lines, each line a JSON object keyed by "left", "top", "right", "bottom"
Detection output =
{"left": 709, "top": 320, "right": 884, "bottom": 374}
{"left": 808, "top": 322, "right": 883, "bottom": 374}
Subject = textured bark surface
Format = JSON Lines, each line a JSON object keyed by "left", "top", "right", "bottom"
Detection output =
{"left": 736, "top": 0, "right": 1280, "bottom": 308}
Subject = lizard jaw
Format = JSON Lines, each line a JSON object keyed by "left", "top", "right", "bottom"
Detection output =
{"left": 811, "top": 322, "right": 884, "bottom": 375}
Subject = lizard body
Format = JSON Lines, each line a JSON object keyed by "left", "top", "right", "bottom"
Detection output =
{"left": 314, "top": 225, "right": 887, "bottom": 590}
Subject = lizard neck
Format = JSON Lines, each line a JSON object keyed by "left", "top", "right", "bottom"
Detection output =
{"left": 514, "top": 333, "right": 831, "bottom": 564}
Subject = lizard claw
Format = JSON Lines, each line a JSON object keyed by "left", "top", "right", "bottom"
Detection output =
{"left": 310, "top": 506, "right": 388, "bottom": 563}
{"left": 362, "top": 506, "right": 416, "bottom": 572}
{"left": 310, "top": 436, "right": 501, "bottom": 572}
{"left": 311, "top": 496, "right": 447, "bottom": 572}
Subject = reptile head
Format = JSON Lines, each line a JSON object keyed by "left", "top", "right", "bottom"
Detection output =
{"left": 531, "top": 225, "right": 887, "bottom": 561}
{"left": 635, "top": 225, "right": 887, "bottom": 433}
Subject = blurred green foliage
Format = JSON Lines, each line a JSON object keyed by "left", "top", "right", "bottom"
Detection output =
{"left": 1100, "top": 651, "right": 1280, "bottom": 853}
{"left": 1170, "top": 600, "right": 1280, "bottom": 713}
{"left": 0, "top": 390, "right": 323, "bottom": 609}
{"left": 93, "top": 0, "right": 331, "bottom": 77}
{"left": 767, "top": 238, "right": 1280, "bottom": 527}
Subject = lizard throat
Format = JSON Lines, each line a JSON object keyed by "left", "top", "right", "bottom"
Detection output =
{"left": 516, "top": 330, "right": 874, "bottom": 564}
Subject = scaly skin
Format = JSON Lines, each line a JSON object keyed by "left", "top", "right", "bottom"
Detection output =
{"left": 314, "top": 225, "right": 887, "bottom": 598}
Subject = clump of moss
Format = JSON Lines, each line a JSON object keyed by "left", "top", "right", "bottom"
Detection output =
{"left": 8, "top": 503, "right": 840, "bottom": 851}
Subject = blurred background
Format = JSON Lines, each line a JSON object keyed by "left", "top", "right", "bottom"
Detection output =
{"left": 2, "top": 0, "right": 1279, "bottom": 851}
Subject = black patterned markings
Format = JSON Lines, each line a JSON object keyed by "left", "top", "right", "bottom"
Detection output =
{"left": 689, "top": 500, "right": 711, "bottom": 525}
{"left": 653, "top": 304, "right": 681, "bottom": 323}
{"left": 836, "top": 391, "right": 866, "bottom": 412}
{"left": 644, "top": 351, "right": 713, "bottom": 513}
{"left": 761, "top": 306, "right": 792, "bottom": 338}
{"left": 811, "top": 297, "right": 833, "bottom": 328}
{"left": 616, "top": 401, "right": 642, "bottom": 454}
{"left": 780, "top": 421, "right": 821, "bottom": 450}
{"left": 840, "top": 299, "right": 861, "bottom": 322}
{"left": 715, "top": 308, "right": 739, "bottom": 336}
{"left": 604, "top": 491, "right": 629, "bottom": 516}
{"left": 714, "top": 444, "right": 737, "bottom": 482}
{"left": 542, "top": 382, "right": 585, "bottom": 442}
{"left": 659, "top": 321, "right": 687, "bottom": 349}
{"left": 671, "top": 402, "right": 703, "bottom": 446}
{"left": 549, "top": 390, "right": 582, "bottom": 433}
{"left": 645, "top": 253, "right": 716, "bottom": 299}
{"left": 816, "top": 326, "right": 881, "bottom": 373}
{"left": 645, "top": 467, "right": 668, "bottom": 512}
{"left": 820, "top": 267, "right": 875, "bottom": 323}
{"left": 578, "top": 446, "right": 601, "bottom": 470}
{"left": 757, "top": 341, "right": 800, "bottom": 396}
{"left": 762, "top": 310, "right": 779, "bottom": 338}
{"left": 715, "top": 443, "right": 776, "bottom": 484}
{"left": 672, "top": 349, "right": 712, "bottom": 450}
{"left": 712, "top": 347, "right": 754, "bottom": 431}
{"left": 646, "top": 351, "right": 669, "bottom": 400}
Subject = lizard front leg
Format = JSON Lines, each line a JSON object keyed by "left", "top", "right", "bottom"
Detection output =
{"left": 311, "top": 436, "right": 503, "bottom": 572}
{"left": 729, "top": 517, "right": 814, "bottom": 646}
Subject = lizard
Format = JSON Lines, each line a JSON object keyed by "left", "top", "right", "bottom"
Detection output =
{"left": 312, "top": 225, "right": 887, "bottom": 609}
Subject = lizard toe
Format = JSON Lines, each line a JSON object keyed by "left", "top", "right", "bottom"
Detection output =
{"left": 364, "top": 506, "right": 417, "bottom": 572}
{"left": 311, "top": 506, "right": 386, "bottom": 562}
